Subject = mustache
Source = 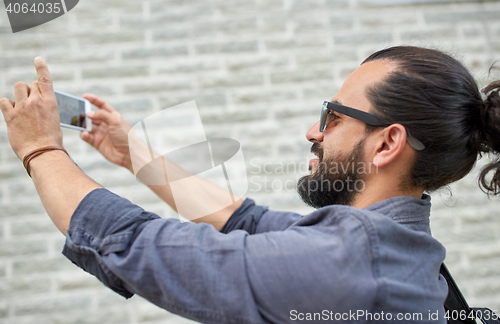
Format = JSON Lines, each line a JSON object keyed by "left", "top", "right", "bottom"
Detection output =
{"left": 311, "top": 142, "right": 324, "bottom": 162}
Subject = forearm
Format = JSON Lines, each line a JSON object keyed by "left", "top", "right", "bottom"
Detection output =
{"left": 125, "top": 139, "right": 242, "bottom": 230}
{"left": 30, "top": 150, "right": 102, "bottom": 235}
{"left": 145, "top": 171, "right": 243, "bottom": 231}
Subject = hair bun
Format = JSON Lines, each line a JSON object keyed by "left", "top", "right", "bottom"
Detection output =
{"left": 479, "top": 80, "right": 500, "bottom": 195}
{"left": 481, "top": 80, "right": 500, "bottom": 151}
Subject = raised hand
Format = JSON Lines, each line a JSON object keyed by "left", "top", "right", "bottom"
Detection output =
{"left": 80, "top": 94, "right": 133, "bottom": 171}
{"left": 0, "top": 57, "right": 63, "bottom": 160}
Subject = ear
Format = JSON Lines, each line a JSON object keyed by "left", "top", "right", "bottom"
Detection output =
{"left": 372, "top": 124, "right": 408, "bottom": 168}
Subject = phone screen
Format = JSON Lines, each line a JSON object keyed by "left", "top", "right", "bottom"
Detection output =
{"left": 55, "top": 92, "right": 87, "bottom": 128}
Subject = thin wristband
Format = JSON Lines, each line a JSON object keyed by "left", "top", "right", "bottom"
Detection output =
{"left": 22, "top": 146, "right": 70, "bottom": 178}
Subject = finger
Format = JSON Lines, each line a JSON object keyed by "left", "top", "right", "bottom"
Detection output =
{"left": 87, "top": 109, "right": 115, "bottom": 125}
{"left": 14, "top": 82, "right": 30, "bottom": 102}
{"left": 34, "top": 57, "right": 53, "bottom": 96}
{"left": 91, "top": 119, "right": 103, "bottom": 126}
{"left": 30, "top": 80, "right": 40, "bottom": 96}
{"left": 0, "top": 97, "right": 15, "bottom": 116}
{"left": 80, "top": 131, "right": 98, "bottom": 147}
{"left": 82, "top": 93, "right": 116, "bottom": 112}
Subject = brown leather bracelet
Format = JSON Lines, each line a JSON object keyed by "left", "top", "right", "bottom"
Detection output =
{"left": 22, "top": 146, "right": 70, "bottom": 178}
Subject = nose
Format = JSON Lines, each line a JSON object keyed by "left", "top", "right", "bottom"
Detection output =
{"left": 306, "top": 121, "right": 324, "bottom": 143}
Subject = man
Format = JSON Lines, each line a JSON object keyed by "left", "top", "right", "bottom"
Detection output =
{"left": 1, "top": 46, "right": 499, "bottom": 323}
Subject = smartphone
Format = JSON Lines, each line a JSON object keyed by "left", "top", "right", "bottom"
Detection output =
{"left": 54, "top": 90, "right": 92, "bottom": 132}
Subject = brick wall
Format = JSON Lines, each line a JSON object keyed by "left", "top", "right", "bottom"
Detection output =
{"left": 0, "top": 0, "right": 500, "bottom": 323}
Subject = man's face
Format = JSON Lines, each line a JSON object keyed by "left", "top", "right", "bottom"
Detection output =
{"left": 297, "top": 60, "right": 395, "bottom": 207}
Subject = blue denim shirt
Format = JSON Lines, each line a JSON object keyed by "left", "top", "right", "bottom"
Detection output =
{"left": 63, "top": 189, "right": 448, "bottom": 323}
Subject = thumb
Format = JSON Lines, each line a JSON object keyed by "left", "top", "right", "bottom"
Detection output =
{"left": 80, "top": 131, "right": 95, "bottom": 146}
{"left": 88, "top": 109, "right": 115, "bottom": 125}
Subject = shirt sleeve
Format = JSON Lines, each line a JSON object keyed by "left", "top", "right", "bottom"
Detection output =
{"left": 62, "top": 188, "right": 264, "bottom": 324}
{"left": 220, "top": 198, "right": 303, "bottom": 234}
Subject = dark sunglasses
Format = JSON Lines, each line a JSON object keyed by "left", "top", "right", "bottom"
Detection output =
{"left": 320, "top": 101, "right": 425, "bottom": 151}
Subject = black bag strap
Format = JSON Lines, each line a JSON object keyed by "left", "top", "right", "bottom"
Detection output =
{"left": 441, "top": 264, "right": 475, "bottom": 324}
{"left": 441, "top": 263, "right": 500, "bottom": 324}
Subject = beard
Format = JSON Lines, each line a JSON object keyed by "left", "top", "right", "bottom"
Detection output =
{"left": 297, "top": 139, "right": 366, "bottom": 208}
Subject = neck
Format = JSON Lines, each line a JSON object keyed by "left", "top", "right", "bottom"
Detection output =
{"left": 350, "top": 177, "right": 424, "bottom": 209}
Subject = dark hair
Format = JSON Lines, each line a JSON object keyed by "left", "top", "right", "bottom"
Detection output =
{"left": 362, "top": 46, "right": 500, "bottom": 195}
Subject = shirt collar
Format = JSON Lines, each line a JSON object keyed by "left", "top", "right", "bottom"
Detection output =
{"left": 364, "top": 194, "right": 431, "bottom": 224}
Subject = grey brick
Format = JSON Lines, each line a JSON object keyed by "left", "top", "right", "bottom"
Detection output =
{"left": 58, "top": 85, "right": 118, "bottom": 97}
{"left": 56, "top": 274, "right": 102, "bottom": 291}
{"left": 0, "top": 56, "right": 40, "bottom": 69}
{"left": 232, "top": 89, "right": 297, "bottom": 104}
{"left": 265, "top": 37, "right": 328, "bottom": 50}
{"left": 201, "top": 109, "right": 268, "bottom": 124}
{"left": 296, "top": 50, "right": 357, "bottom": 65}
{"left": 46, "top": 50, "right": 115, "bottom": 64}
{"left": 194, "top": 18, "right": 258, "bottom": 36}
{"left": 160, "top": 93, "right": 226, "bottom": 110}
{"left": 302, "top": 84, "right": 340, "bottom": 98}
{"left": 474, "top": 279, "right": 500, "bottom": 297}
{"left": 13, "top": 295, "right": 92, "bottom": 315}
{"left": 149, "top": 3, "right": 214, "bottom": 21}
{"left": 270, "top": 69, "right": 332, "bottom": 84}
{"left": 195, "top": 41, "right": 258, "bottom": 54}
{"left": 236, "top": 124, "right": 280, "bottom": 140}
{"left": 279, "top": 141, "right": 311, "bottom": 155}
{"left": 11, "top": 218, "right": 58, "bottom": 236}
{"left": 289, "top": 0, "right": 324, "bottom": 10}
{"left": 96, "top": 289, "right": 130, "bottom": 307}
{"left": 82, "top": 66, "right": 149, "bottom": 79}
{"left": 153, "top": 27, "right": 190, "bottom": 41}
{"left": 425, "top": 11, "right": 500, "bottom": 24}
{"left": 122, "top": 46, "right": 189, "bottom": 59}
{"left": 0, "top": 277, "right": 51, "bottom": 296}
{"left": 123, "top": 79, "right": 192, "bottom": 93}
{"left": 293, "top": 19, "right": 327, "bottom": 33}
{"left": 359, "top": 0, "right": 469, "bottom": 6}
{"left": 1, "top": 36, "right": 70, "bottom": 52}
{"left": 211, "top": 0, "right": 259, "bottom": 13}
{"left": 77, "top": 31, "right": 144, "bottom": 45}
{"left": 226, "top": 55, "right": 290, "bottom": 72}
{"left": 325, "top": 0, "right": 349, "bottom": 8}
{"left": 48, "top": 308, "right": 133, "bottom": 324}
{"left": 334, "top": 31, "right": 393, "bottom": 45}
{"left": 0, "top": 303, "right": 6, "bottom": 318}
{"left": 0, "top": 201, "right": 45, "bottom": 218}
{"left": 359, "top": 13, "right": 418, "bottom": 28}
{"left": 6, "top": 70, "right": 73, "bottom": 86}
{"left": 260, "top": 13, "right": 288, "bottom": 33}
{"left": 77, "top": 0, "right": 141, "bottom": 13}
{"left": 9, "top": 182, "right": 38, "bottom": 198}
{"left": 109, "top": 98, "right": 154, "bottom": 113}
{"left": 136, "top": 304, "right": 177, "bottom": 323}
{"left": 275, "top": 106, "right": 318, "bottom": 119}
{"left": 120, "top": 13, "right": 201, "bottom": 30}
{"left": 463, "top": 25, "right": 484, "bottom": 38}
{"left": 256, "top": 0, "right": 284, "bottom": 10}
{"left": 400, "top": 28, "right": 456, "bottom": 41}
{"left": 329, "top": 15, "right": 355, "bottom": 30}
{"left": 467, "top": 246, "right": 500, "bottom": 263}
{"left": 13, "top": 257, "right": 74, "bottom": 275}
{"left": 0, "top": 240, "right": 48, "bottom": 257}
{"left": 198, "top": 73, "right": 264, "bottom": 88}
{"left": 157, "top": 60, "right": 220, "bottom": 74}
